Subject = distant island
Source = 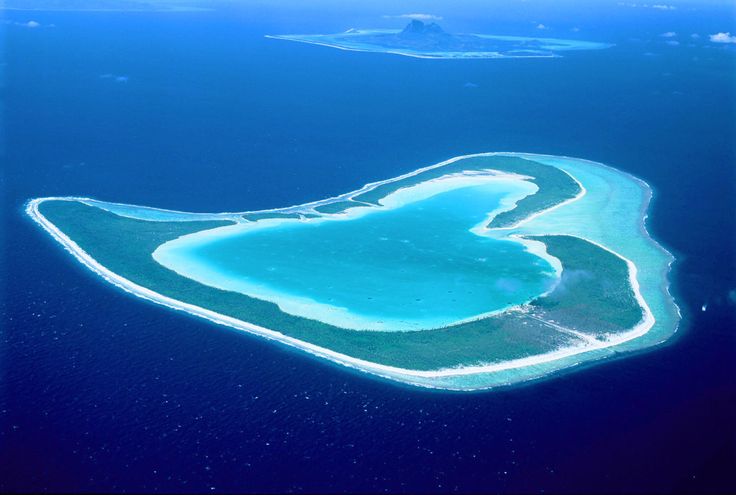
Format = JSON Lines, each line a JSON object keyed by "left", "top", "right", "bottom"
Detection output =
{"left": 27, "top": 153, "right": 679, "bottom": 390}
{"left": 266, "top": 20, "right": 613, "bottom": 59}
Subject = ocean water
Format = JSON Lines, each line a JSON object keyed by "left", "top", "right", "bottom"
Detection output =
{"left": 154, "top": 178, "right": 555, "bottom": 331}
{"left": 3, "top": 2, "right": 736, "bottom": 493}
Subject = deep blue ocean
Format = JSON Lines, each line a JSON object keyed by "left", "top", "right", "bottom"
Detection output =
{"left": 2, "top": 1, "right": 735, "bottom": 492}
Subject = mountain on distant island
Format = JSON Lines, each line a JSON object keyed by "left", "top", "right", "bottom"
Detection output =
{"left": 399, "top": 20, "right": 447, "bottom": 38}
{"left": 390, "top": 20, "right": 468, "bottom": 50}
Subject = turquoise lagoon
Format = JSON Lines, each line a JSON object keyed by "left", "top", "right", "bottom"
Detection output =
{"left": 27, "top": 153, "right": 680, "bottom": 390}
{"left": 153, "top": 177, "right": 555, "bottom": 331}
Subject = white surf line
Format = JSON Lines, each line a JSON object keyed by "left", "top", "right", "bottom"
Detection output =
{"left": 26, "top": 185, "right": 655, "bottom": 388}
{"left": 511, "top": 151, "right": 681, "bottom": 341}
{"left": 528, "top": 232, "right": 655, "bottom": 348}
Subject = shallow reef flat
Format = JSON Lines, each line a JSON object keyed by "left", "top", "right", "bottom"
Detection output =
{"left": 266, "top": 21, "right": 612, "bottom": 60}
{"left": 27, "top": 153, "right": 679, "bottom": 390}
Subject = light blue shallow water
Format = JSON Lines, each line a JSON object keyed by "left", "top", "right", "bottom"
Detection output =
{"left": 269, "top": 31, "right": 613, "bottom": 60}
{"left": 157, "top": 180, "right": 558, "bottom": 330}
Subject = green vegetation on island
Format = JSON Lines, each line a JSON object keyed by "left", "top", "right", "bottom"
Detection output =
{"left": 36, "top": 198, "right": 641, "bottom": 371}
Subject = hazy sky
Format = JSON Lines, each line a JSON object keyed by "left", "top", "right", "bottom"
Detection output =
{"left": 5, "top": 0, "right": 735, "bottom": 42}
